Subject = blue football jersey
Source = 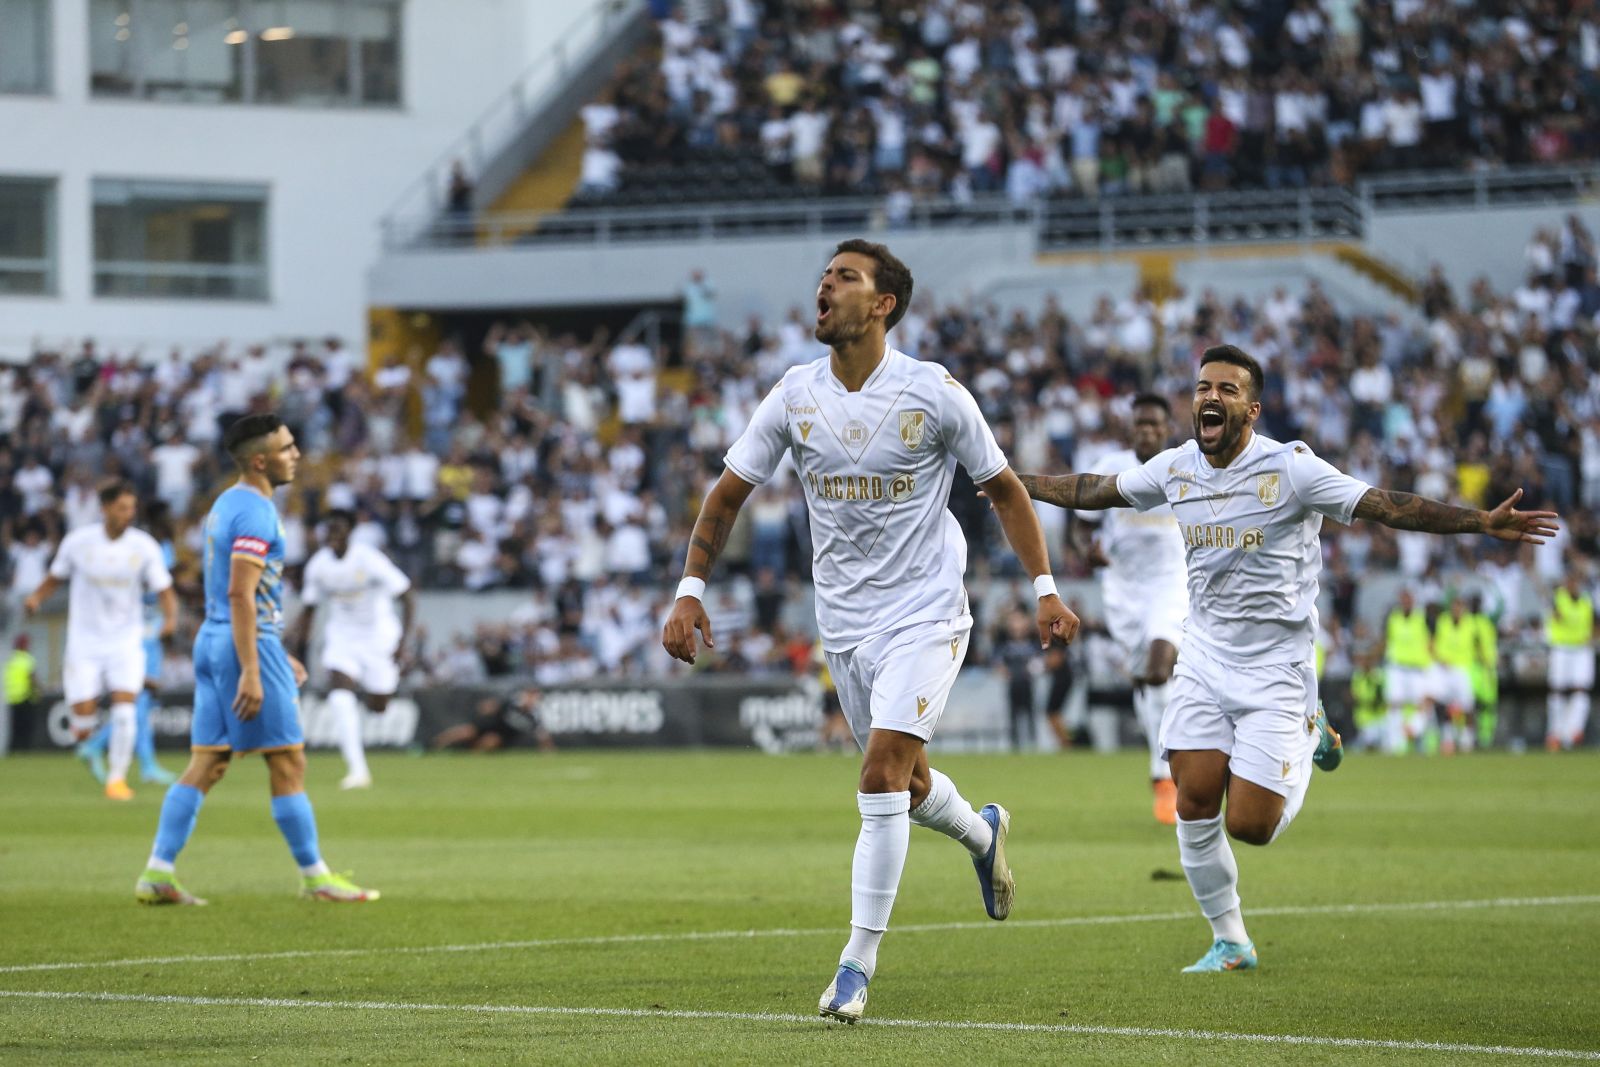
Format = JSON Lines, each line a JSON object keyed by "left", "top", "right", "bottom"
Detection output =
{"left": 143, "top": 539, "right": 177, "bottom": 641}
{"left": 202, "top": 485, "right": 287, "bottom": 636}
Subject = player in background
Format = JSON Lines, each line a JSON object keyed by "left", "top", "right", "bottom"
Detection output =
{"left": 135, "top": 414, "right": 378, "bottom": 905}
{"left": 662, "top": 240, "right": 1077, "bottom": 1022}
{"left": 292, "top": 509, "right": 415, "bottom": 789}
{"left": 77, "top": 501, "right": 180, "bottom": 786}
{"left": 1348, "top": 645, "right": 1387, "bottom": 751}
{"left": 23, "top": 480, "right": 175, "bottom": 801}
{"left": 1431, "top": 596, "right": 1478, "bottom": 754}
{"left": 1073, "top": 393, "right": 1187, "bottom": 824}
{"left": 1544, "top": 568, "right": 1596, "bottom": 751}
{"left": 1465, "top": 593, "right": 1499, "bottom": 748}
{"left": 1014, "top": 344, "right": 1555, "bottom": 972}
{"left": 1383, "top": 589, "right": 1434, "bottom": 754}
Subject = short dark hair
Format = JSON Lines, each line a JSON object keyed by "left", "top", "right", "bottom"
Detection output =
{"left": 98, "top": 478, "right": 135, "bottom": 505}
{"left": 1199, "top": 344, "right": 1264, "bottom": 401}
{"left": 1132, "top": 392, "right": 1171, "bottom": 415}
{"left": 222, "top": 413, "right": 284, "bottom": 465}
{"left": 324, "top": 508, "right": 356, "bottom": 529}
{"left": 832, "top": 238, "right": 914, "bottom": 331}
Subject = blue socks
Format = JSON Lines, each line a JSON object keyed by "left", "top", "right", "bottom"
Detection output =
{"left": 151, "top": 784, "right": 204, "bottom": 864}
{"left": 270, "top": 792, "right": 323, "bottom": 869}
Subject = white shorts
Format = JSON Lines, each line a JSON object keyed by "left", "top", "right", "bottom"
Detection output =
{"left": 1160, "top": 654, "right": 1318, "bottom": 799}
{"left": 1384, "top": 665, "right": 1430, "bottom": 707}
{"left": 62, "top": 643, "right": 146, "bottom": 705}
{"left": 1431, "top": 665, "right": 1475, "bottom": 711}
{"left": 825, "top": 616, "right": 972, "bottom": 749}
{"left": 1105, "top": 589, "right": 1187, "bottom": 670}
{"left": 1549, "top": 646, "right": 1595, "bottom": 691}
{"left": 322, "top": 633, "right": 401, "bottom": 696}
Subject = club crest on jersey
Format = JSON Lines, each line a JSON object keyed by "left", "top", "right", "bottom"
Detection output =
{"left": 899, "top": 410, "right": 926, "bottom": 450}
{"left": 798, "top": 420, "right": 813, "bottom": 442}
{"left": 843, "top": 419, "right": 869, "bottom": 448}
{"left": 1256, "top": 473, "right": 1281, "bottom": 507}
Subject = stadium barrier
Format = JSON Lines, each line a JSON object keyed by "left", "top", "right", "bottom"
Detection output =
{"left": 8, "top": 676, "right": 824, "bottom": 754}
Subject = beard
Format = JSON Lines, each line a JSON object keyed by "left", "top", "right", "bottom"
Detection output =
{"left": 1192, "top": 411, "right": 1245, "bottom": 455}
{"left": 814, "top": 310, "right": 866, "bottom": 347}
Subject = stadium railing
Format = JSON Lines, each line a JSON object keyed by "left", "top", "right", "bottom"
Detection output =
{"left": 382, "top": 164, "right": 1600, "bottom": 255}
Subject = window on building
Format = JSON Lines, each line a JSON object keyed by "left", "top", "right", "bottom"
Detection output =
{"left": 90, "top": 0, "right": 400, "bottom": 106}
{"left": 93, "top": 179, "right": 268, "bottom": 300}
{"left": 0, "top": 0, "right": 51, "bottom": 94}
{"left": 0, "top": 178, "right": 56, "bottom": 296}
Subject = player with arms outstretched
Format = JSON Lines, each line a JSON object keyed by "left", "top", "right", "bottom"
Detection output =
{"left": 292, "top": 509, "right": 415, "bottom": 789}
{"left": 1017, "top": 344, "right": 1556, "bottom": 972}
{"left": 1073, "top": 394, "right": 1187, "bottom": 824}
{"left": 662, "top": 239, "right": 1077, "bottom": 1022}
{"left": 134, "top": 414, "right": 378, "bottom": 905}
{"left": 24, "top": 480, "right": 176, "bottom": 801}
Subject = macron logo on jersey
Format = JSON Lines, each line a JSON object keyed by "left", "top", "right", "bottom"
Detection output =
{"left": 232, "top": 536, "right": 270, "bottom": 559}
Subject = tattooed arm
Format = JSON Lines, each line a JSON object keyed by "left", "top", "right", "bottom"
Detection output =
{"left": 1015, "top": 473, "right": 1131, "bottom": 511}
{"left": 662, "top": 471, "right": 758, "bottom": 663}
{"left": 1352, "top": 487, "right": 1559, "bottom": 544}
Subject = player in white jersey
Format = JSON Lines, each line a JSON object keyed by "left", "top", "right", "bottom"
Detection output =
{"left": 1017, "top": 344, "right": 1558, "bottom": 973}
{"left": 23, "top": 480, "right": 176, "bottom": 801}
{"left": 662, "top": 239, "right": 1078, "bottom": 1022}
{"left": 1074, "top": 394, "right": 1188, "bottom": 825}
{"left": 292, "top": 510, "right": 414, "bottom": 789}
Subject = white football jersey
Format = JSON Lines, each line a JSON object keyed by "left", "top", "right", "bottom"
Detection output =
{"left": 301, "top": 543, "right": 411, "bottom": 643}
{"left": 1117, "top": 434, "right": 1370, "bottom": 667}
{"left": 725, "top": 348, "right": 1009, "bottom": 650}
{"left": 49, "top": 523, "right": 173, "bottom": 655}
{"left": 1078, "top": 447, "right": 1188, "bottom": 611}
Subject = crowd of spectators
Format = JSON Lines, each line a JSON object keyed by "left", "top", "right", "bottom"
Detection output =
{"left": 572, "top": 0, "right": 1600, "bottom": 208}
{"left": 4, "top": 219, "right": 1600, "bottom": 685}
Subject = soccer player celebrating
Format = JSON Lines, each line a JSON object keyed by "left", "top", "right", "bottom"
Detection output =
{"left": 135, "top": 415, "right": 378, "bottom": 905}
{"left": 662, "top": 240, "right": 1077, "bottom": 1022}
{"left": 1015, "top": 344, "right": 1556, "bottom": 973}
{"left": 24, "top": 480, "right": 176, "bottom": 801}
{"left": 292, "top": 509, "right": 415, "bottom": 789}
{"left": 1074, "top": 394, "right": 1188, "bottom": 824}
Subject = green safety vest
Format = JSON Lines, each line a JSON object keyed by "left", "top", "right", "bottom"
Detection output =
{"left": 4, "top": 650, "right": 35, "bottom": 704}
{"left": 1469, "top": 613, "right": 1497, "bottom": 669}
{"left": 1351, "top": 667, "right": 1385, "bottom": 726}
{"left": 1434, "top": 614, "right": 1476, "bottom": 669}
{"left": 1547, "top": 590, "right": 1594, "bottom": 647}
{"left": 1385, "top": 610, "right": 1432, "bottom": 668}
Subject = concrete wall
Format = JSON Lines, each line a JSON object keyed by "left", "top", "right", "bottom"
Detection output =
{"left": 0, "top": 0, "right": 610, "bottom": 356}
{"left": 1366, "top": 202, "right": 1600, "bottom": 296}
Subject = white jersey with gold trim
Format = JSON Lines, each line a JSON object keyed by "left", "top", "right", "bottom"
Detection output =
{"left": 1116, "top": 434, "right": 1370, "bottom": 667}
{"left": 1080, "top": 447, "right": 1188, "bottom": 606}
{"left": 724, "top": 348, "right": 1008, "bottom": 651}
{"left": 49, "top": 523, "right": 173, "bottom": 658}
{"left": 301, "top": 542, "right": 411, "bottom": 648}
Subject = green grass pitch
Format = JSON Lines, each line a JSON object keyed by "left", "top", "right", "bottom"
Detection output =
{"left": 1, "top": 748, "right": 1597, "bottom": 1065}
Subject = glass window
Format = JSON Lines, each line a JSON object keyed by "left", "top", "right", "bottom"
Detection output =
{"left": 90, "top": 0, "right": 400, "bottom": 106}
{"left": 0, "top": 0, "right": 51, "bottom": 94}
{"left": 93, "top": 179, "right": 268, "bottom": 300}
{"left": 0, "top": 177, "right": 56, "bottom": 296}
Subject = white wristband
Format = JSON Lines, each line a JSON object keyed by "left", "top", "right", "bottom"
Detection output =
{"left": 1033, "top": 574, "right": 1058, "bottom": 599}
{"left": 675, "top": 577, "right": 707, "bottom": 602}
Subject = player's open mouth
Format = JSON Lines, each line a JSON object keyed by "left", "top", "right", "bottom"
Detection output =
{"left": 816, "top": 298, "right": 830, "bottom": 324}
{"left": 1198, "top": 406, "right": 1225, "bottom": 441}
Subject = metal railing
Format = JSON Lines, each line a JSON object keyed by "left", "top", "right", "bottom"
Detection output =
{"left": 382, "top": 163, "right": 1600, "bottom": 255}
{"left": 378, "top": 0, "right": 645, "bottom": 241}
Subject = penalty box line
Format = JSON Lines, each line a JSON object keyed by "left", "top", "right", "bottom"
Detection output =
{"left": 0, "top": 990, "right": 1597, "bottom": 1062}
{"left": 1, "top": 893, "right": 1597, "bottom": 977}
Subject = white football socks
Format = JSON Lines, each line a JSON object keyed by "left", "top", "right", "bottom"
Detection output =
{"left": 328, "top": 689, "right": 368, "bottom": 778}
{"left": 107, "top": 701, "right": 137, "bottom": 784}
{"left": 1564, "top": 692, "right": 1592, "bottom": 744}
{"left": 1177, "top": 814, "right": 1249, "bottom": 945}
{"left": 841, "top": 790, "right": 910, "bottom": 980}
{"left": 909, "top": 769, "right": 992, "bottom": 857}
{"left": 1135, "top": 684, "right": 1171, "bottom": 780}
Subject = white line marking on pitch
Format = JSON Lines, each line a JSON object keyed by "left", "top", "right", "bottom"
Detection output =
{"left": 0, "top": 893, "right": 1595, "bottom": 977}
{"left": 0, "top": 990, "right": 1595, "bottom": 1061}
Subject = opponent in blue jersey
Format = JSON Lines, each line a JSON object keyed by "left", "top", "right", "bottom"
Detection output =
{"left": 135, "top": 414, "right": 379, "bottom": 905}
{"left": 79, "top": 502, "right": 179, "bottom": 786}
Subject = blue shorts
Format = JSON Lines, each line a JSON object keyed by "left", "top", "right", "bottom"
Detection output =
{"left": 191, "top": 624, "right": 303, "bottom": 753}
{"left": 144, "top": 636, "right": 162, "bottom": 686}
